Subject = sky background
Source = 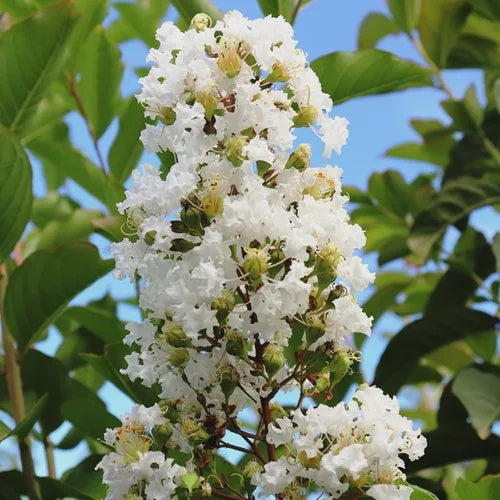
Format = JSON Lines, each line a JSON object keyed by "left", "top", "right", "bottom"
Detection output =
{"left": 1, "top": 0, "right": 498, "bottom": 480}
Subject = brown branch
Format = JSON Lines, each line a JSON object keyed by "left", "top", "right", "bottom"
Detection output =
{"left": 43, "top": 435, "right": 56, "bottom": 478}
{"left": 1, "top": 265, "right": 41, "bottom": 499}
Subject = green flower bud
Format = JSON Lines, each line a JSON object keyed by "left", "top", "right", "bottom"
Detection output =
{"left": 181, "top": 417, "right": 210, "bottom": 445}
{"left": 160, "top": 106, "right": 177, "bottom": 125}
{"left": 263, "top": 343, "right": 285, "bottom": 377}
{"left": 225, "top": 328, "right": 248, "bottom": 358}
{"left": 285, "top": 143, "right": 311, "bottom": 171}
{"left": 190, "top": 13, "right": 212, "bottom": 31}
{"left": 211, "top": 289, "right": 235, "bottom": 323}
{"left": 293, "top": 104, "right": 319, "bottom": 127}
{"left": 201, "top": 188, "right": 224, "bottom": 218}
{"left": 168, "top": 347, "right": 190, "bottom": 368}
{"left": 217, "top": 37, "right": 242, "bottom": 78}
{"left": 243, "top": 460, "right": 263, "bottom": 480}
{"left": 162, "top": 321, "right": 191, "bottom": 348}
{"left": 269, "top": 402, "right": 286, "bottom": 421}
{"left": 180, "top": 472, "right": 201, "bottom": 493}
{"left": 243, "top": 247, "right": 269, "bottom": 281}
{"left": 305, "top": 312, "right": 325, "bottom": 344}
{"left": 225, "top": 135, "right": 248, "bottom": 166}
{"left": 267, "top": 61, "right": 292, "bottom": 82}
{"left": 196, "top": 90, "right": 219, "bottom": 119}
{"left": 152, "top": 422, "right": 173, "bottom": 446}
{"left": 218, "top": 363, "right": 239, "bottom": 398}
{"left": 181, "top": 205, "right": 202, "bottom": 234}
{"left": 329, "top": 350, "right": 352, "bottom": 388}
{"left": 315, "top": 244, "right": 342, "bottom": 289}
{"left": 144, "top": 230, "right": 156, "bottom": 246}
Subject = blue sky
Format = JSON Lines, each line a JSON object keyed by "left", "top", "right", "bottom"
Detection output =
{"left": 2, "top": 0, "right": 498, "bottom": 479}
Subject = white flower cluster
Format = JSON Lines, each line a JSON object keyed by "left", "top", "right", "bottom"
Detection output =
{"left": 101, "top": 10, "right": 425, "bottom": 499}
{"left": 97, "top": 405, "right": 187, "bottom": 500}
{"left": 256, "top": 386, "right": 426, "bottom": 499}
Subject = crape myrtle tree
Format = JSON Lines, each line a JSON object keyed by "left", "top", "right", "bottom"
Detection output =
{"left": 0, "top": 0, "right": 498, "bottom": 499}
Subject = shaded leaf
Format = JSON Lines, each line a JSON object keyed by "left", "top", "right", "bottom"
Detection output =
{"left": 452, "top": 367, "right": 500, "bottom": 439}
{"left": 408, "top": 176, "right": 500, "bottom": 260}
{"left": 61, "top": 455, "right": 106, "bottom": 500}
{"left": 62, "top": 399, "right": 120, "bottom": 440}
{"left": 77, "top": 27, "right": 123, "bottom": 139}
{"left": 109, "top": 97, "right": 144, "bottom": 182}
{"left": 0, "top": 394, "right": 48, "bottom": 443}
{"left": 311, "top": 49, "right": 432, "bottom": 104}
{"left": 469, "top": 0, "right": 500, "bottom": 20}
{"left": 418, "top": 0, "right": 471, "bottom": 68}
{"left": 4, "top": 242, "right": 113, "bottom": 351}
{"left": 0, "top": 130, "right": 32, "bottom": 263}
{"left": 373, "top": 307, "right": 497, "bottom": 394}
{"left": 0, "top": 0, "right": 79, "bottom": 134}
{"left": 442, "top": 85, "right": 483, "bottom": 133}
{"left": 368, "top": 170, "right": 411, "bottom": 217}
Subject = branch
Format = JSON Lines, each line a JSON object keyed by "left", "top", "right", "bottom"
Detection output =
{"left": 43, "top": 435, "right": 56, "bottom": 478}
{"left": 1, "top": 265, "right": 41, "bottom": 499}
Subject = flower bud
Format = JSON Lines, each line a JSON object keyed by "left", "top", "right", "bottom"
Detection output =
{"left": 329, "top": 350, "right": 352, "bottom": 388}
{"left": 217, "top": 37, "right": 242, "bottom": 78}
{"left": 143, "top": 230, "right": 156, "bottom": 246}
{"left": 305, "top": 312, "right": 325, "bottom": 344}
{"left": 315, "top": 244, "right": 342, "bottom": 289}
{"left": 285, "top": 143, "right": 311, "bottom": 171}
{"left": 293, "top": 104, "right": 319, "bottom": 127}
{"left": 225, "top": 328, "right": 247, "bottom": 358}
{"left": 159, "top": 106, "right": 177, "bottom": 126}
{"left": 168, "top": 347, "right": 190, "bottom": 368}
{"left": 211, "top": 289, "right": 235, "bottom": 323}
{"left": 201, "top": 188, "right": 224, "bottom": 218}
{"left": 263, "top": 343, "right": 285, "bottom": 377}
{"left": 243, "top": 247, "right": 269, "bottom": 281}
{"left": 243, "top": 460, "right": 263, "bottom": 480}
{"left": 218, "top": 363, "right": 239, "bottom": 398}
{"left": 267, "top": 61, "right": 291, "bottom": 82}
{"left": 190, "top": 13, "right": 212, "bottom": 31}
{"left": 225, "top": 135, "right": 248, "bottom": 166}
{"left": 162, "top": 321, "right": 191, "bottom": 348}
{"left": 181, "top": 417, "right": 210, "bottom": 445}
{"left": 152, "top": 422, "right": 173, "bottom": 446}
{"left": 180, "top": 472, "right": 201, "bottom": 493}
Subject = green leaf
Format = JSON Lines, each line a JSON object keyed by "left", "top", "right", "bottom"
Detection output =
{"left": 108, "top": 0, "right": 170, "bottom": 46}
{"left": 408, "top": 176, "right": 500, "bottom": 260}
{"left": 170, "top": 0, "right": 223, "bottom": 25}
{"left": 92, "top": 215, "right": 127, "bottom": 242}
{"left": 0, "top": 394, "right": 48, "bottom": 443}
{"left": 410, "top": 484, "right": 439, "bottom": 500}
{"left": 21, "top": 350, "right": 72, "bottom": 434}
{"left": 455, "top": 475, "right": 500, "bottom": 500}
{"left": 23, "top": 209, "right": 103, "bottom": 256}
{"left": 62, "top": 399, "right": 120, "bottom": 440}
{"left": 77, "top": 27, "right": 123, "bottom": 139}
{"left": 387, "top": 0, "right": 421, "bottom": 33}
{"left": 447, "top": 34, "right": 500, "bottom": 68}
{"left": 469, "top": 0, "right": 500, "bottom": 20}
{"left": 373, "top": 307, "right": 497, "bottom": 394}
{"left": 452, "top": 367, "right": 500, "bottom": 439}
{"left": 311, "top": 49, "right": 432, "bottom": 104}
{"left": 258, "top": 0, "right": 313, "bottom": 24}
{"left": 0, "top": 0, "right": 79, "bottom": 134}
{"left": 109, "top": 97, "right": 144, "bottom": 182}
{"left": 31, "top": 192, "right": 75, "bottom": 228}
{"left": 4, "top": 242, "right": 113, "bottom": 351}
{"left": 358, "top": 13, "right": 400, "bottom": 49}
{"left": 442, "top": 85, "right": 483, "bottom": 133}
{"left": 418, "top": 0, "right": 471, "bottom": 68}
{"left": 0, "top": 130, "right": 32, "bottom": 263}
{"left": 368, "top": 170, "right": 412, "bottom": 217}
{"left": 61, "top": 455, "right": 106, "bottom": 500}
{"left": 384, "top": 141, "right": 453, "bottom": 167}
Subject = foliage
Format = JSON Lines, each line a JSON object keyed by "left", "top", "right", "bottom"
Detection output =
{"left": 0, "top": 0, "right": 498, "bottom": 498}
